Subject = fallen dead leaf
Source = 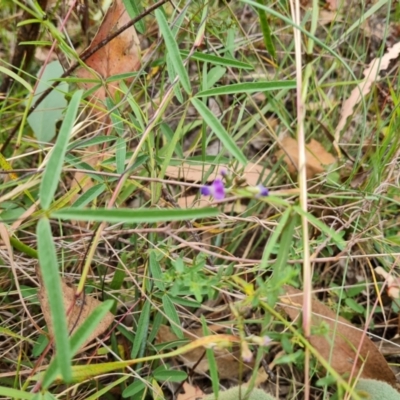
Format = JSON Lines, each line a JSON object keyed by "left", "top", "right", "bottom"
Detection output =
{"left": 156, "top": 325, "right": 253, "bottom": 379}
{"left": 36, "top": 266, "right": 114, "bottom": 352}
{"left": 165, "top": 162, "right": 271, "bottom": 186}
{"left": 335, "top": 41, "right": 400, "bottom": 145}
{"left": 280, "top": 285, "right": 396, "bottom": 385}
{"left": 319, "top": 9, "right": 338, "bottom": 26}
{"left": 276, "top": 137, "right": 336, "bottom": 179}
{"left": 76, "top": 0, "right": 141, "bottom": 101}
{"left": 177, "top": 382, "right": 205, "bottom": 400}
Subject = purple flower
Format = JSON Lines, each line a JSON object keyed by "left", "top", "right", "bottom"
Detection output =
{"left": 257, "top": 185, "right": 269, "bottom": 197}
{"left": 201, "top": 179, "right": 225, "bottom": 200}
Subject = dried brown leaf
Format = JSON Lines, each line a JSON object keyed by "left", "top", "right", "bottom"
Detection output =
{"left": 276, "top": 137, "right": 336, "bottom": 179}
{"left": 280, "top": 285, "right": 396, "bottom": 385}
{"left": 156, "top": 325, "right": 253, "bottom": 379}
{"left": 37, "top": 268, "right": 114, "bottom": 352}
{"left": 76, "top": 0, "right": 141, "bottom": 101}
{"left": 165, "top": 162, "right": 271, "bottom": 186}
{"left": 177, "top": 382, "right": 205, "bottom": 400}
{"left": 335, "top": 41, "right": 400, "bottom": 143}
{"left": 319, "top": 10, "right": 338, "bottom": 26}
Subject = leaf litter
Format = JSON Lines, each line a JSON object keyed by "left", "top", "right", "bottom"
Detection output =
{"left": 275, "top": 137, "right": 336, "bottom": 179}
{"left": 335, "top": 41, "right": 400, "bottom": 144}
{"left": 156, "top": 325, "right": 253, "bottom": 380}
{"left": 280, "top": 285, "right": 396, "bottom": 385}
{"left": 76, "top": 0, "right": 141, "bottom": 102}
{"left": 36, "top": 266, "right": 114, "bottom": 352}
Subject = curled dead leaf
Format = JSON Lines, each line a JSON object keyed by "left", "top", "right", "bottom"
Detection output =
{"left": 335, "top": 41, "right": 400, "bottom": 144}
{"left": 280, "top": 285, "right": 396, "bottom": 385}
{"left": 275, "top": 137, "right": 336, "bottom": 179}
{"left": 36, "top": 267, "right": 114, "bottom": 352}
{"left": 76, "top": 0, "right": 141, "bottom": 101}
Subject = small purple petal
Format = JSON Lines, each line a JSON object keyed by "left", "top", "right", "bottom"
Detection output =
{"left": 200, "top": 179, "right": 226, "bottom": 200}
{"left": 201, "top": 186, "right": 212, "bottom": 196}
{"left": 212, "top": 179, "right": 225, "bottom": 200}
{"left": 219, "top": 168, "right": 228, "bottom": 177}
{"left": 258, "top": 185, "right": 269, "bottom": 197}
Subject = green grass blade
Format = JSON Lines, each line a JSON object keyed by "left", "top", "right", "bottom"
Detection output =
{"left": 0, "top": 387, "right": 34, "bottom": 400}
{"left": 42, "top": 300, "right": 114, "bottom": 388}
{"left": 293, "top": 205, "right": 346, "bottom": 250}
{"left": 122, "top": 0, "right": 145, "bottom": 33}
{"left": 0, "top": 66, "right": 32, "bottom": 92}
{"left": 131, "top": 300, "right": 151, "bottom": 359}
{"left": 37, "top": 218, "right": 72, "bottom": 382}
{"left": 181, "top": 50, "right": 253, "bottom": 69}
{"left": 255, "top": 0, "right": 276, "bottom": 60}
{"left": 191, "top": 98, "right": 247, "bottom": 165}
{"left": 39, "top": 90, "right": 83, "bottom": 209}
{"left": 162, "top": 295, "right": 183, "bottom": 339}
{"left": 197, "top": 81, "right": 295, "bottom": 97}
{"left": 155, "top": 9, "right": 191, "bottom": 94}
{"left": 116, "top": 137, "right": 126, "bottom": 174}
{"left": 52, "top": 207, "right": 219, "bottom": 223}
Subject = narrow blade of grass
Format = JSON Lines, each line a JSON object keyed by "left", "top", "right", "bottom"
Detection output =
{"left": 39, "top": 90, "right": 83, "bottom": 209}
{"left": 42, "top": 300, "right": 114, "bottom": 388}
{"left": 131, "top": 300, "right": 151, "bottom": 359}
{"left": 197, "top": 81, "right": 296, "bottom": 97}
{"left": 0, "top": 66, "right": 32, "bottom": 92}
{"left": 191, "top": 98, "right": 247, "bottom": 165}
{"left": 293, "top": 205, "right": 346, "bottom": 250}
{"left": 52, "top": 207, "right": 219, "bottom": 223}
{"left": 0, "top": 387, "right": 34, "bottom": 400}
{"left": 162, "top": 295, "right": 183, "bottom": 339}
{"left": 37, "top": 218, "right": 72, "bottom": 382}
{"left": 255, "top": 0, "right": 276, "bottom": 60}
{"left": 181, "top": 50, "right": 253, "bottom": 69}
{"left": 155, "top": 9, "right": 191, "bottom": 94}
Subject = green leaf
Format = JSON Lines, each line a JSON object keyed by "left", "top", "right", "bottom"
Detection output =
{"left": 0, "top": 66, "right": 32, "bottom": 92}
{"left": 162, "top": 295, "right": 183, "bottom": 339}
{"left": 122, "top": 380, "right": 146, "bottom": 398}
{"left": 153, "top": 368, "right": 187, "bottom": 382}
{"left": 37, "top": 218, "right": 72, "bottom": 382}
{"left": 149, "top": 250, "right": 165, "bottom": 291}
{"left": 52, "top": 207, "right": 219, "bottom": 223}
{"left": 191, "top": 98, "right": 247, "bottom": 165}
{"left": 122, "top": 0, "right": 145, "bottom": 33}
{"left": 116, "top": 137, "right": 126, "bottom": 174}
{"left": 155, "top": 9, "right": 191, "bottom": 94}
{"left": 39, "top": 89, "right": 83, "bottom": 209}
{"left": 0, "top": 387, "right": 34, "bottom": 400}
{"left": 181, "top": 50, "right": 253, "bottom": 69}
{"left": 197, "top": 81, "right": 296, "bottom": 97}
{"left": 255, "top": 0, "right": 276, "bottom": 59}
{"left": 27, "top": 61, "right": 68, "bottom": 142}
{"left": 67, "top": 135, "right": 117, "bottom": 151}
{"left": 131, "top": 300, "right": 151, "bottom": 359}
{"left": 71, "top": 183, "right": 106, "bottom": 208}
